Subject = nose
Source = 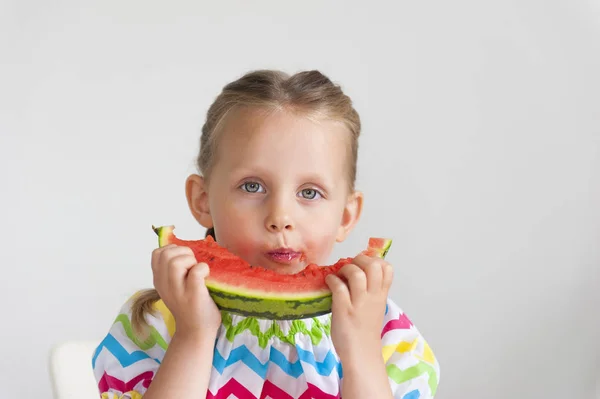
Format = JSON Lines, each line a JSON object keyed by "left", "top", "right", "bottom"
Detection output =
{"left": 265, "top": 197, "right": 294, "bottom": 233}
{"left": 267, "top": 217, "right": 293, "bottom": 233}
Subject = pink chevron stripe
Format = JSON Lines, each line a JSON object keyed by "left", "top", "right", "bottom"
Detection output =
{"left": 207, "top": 378, "right": 341, "bottom": 399}
{"left": 300, "top": 383, "right": 341, "bottom": 399}
{"left": 98, "top": 371, "right": 153, "bottom": 393}
{"left": 207, "top": 378, "right": 256, "bottom": 399}
{"left": 381, "top": 312, "right": 413, "bottom": 338}
{"left": 260, "top": 380, "right": 292, "bottom": 399}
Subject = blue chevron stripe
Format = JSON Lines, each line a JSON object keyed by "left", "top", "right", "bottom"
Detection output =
{"left": 212, "top": 343, "right": 343, "bottom": 379}
{"left": 92, "top": 334, "right": 160, "bottom": 368}
{"left": 402, "top": 389, "right": 421, "bottom": 399}
{"left": 270, "top": 345, "right": 303, "bottom": 377}
{"left": 212, "top": 344, "right": 269, "bottom": 378}
{"left": 295, "top": 345, "right": 343, "bottom": 378}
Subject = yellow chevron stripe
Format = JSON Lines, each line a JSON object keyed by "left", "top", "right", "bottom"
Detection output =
{"left": 418, "top": 341, "right": 435, "bottom": 364}
{"left": 101, "top": 392, "right": 142, "bottom": 399}
{"left": 153, "top": 300, "right": 176, "bottom": 337}
{"left": 382, "top": 339, "right": 418, "bottom": 363}
{"left": 382, "top": 338, "right": 436, "bottom": 365}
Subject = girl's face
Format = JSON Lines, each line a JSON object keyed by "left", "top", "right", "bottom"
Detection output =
{"left": 188, "top": 107, "right": 362, "bottom": 274}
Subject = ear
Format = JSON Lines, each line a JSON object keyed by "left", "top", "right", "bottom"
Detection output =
{"left": 336, "top": 190, "right": 363, "bottom": 242}
{"left": 185, "top": 174, "right": 213, "bottom": 229}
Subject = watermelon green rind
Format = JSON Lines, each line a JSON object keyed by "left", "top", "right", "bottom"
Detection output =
{"left": 152, "top": 225, "right": 391, "bottom": 320}
{"left": 206, "top": 280, "right": 330, "bottom": 300}
{"left": 152, "top": 225, "right": 175, "bottom": 247}
{"left": 209, "top": 288, "right": 333, "bottom": 320}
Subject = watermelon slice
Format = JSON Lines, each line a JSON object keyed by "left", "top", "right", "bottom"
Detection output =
{"left": 152, "top": 225, "right": 392, "bottom": 320}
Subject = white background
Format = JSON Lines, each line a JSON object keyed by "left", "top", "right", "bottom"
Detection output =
{"left": 1, "top": 1, "right": 599, "bottom": 398}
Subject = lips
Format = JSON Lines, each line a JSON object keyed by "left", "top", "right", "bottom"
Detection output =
{"left": 266, "top": 248, "right": 302, "bottom": 264}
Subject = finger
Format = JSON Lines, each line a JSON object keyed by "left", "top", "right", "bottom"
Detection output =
{"left": 353, "top": 254, "right": 386, "bottom": 292}
{"left": 152, "top": 245, "right": 184, "bottom": 291}
{"left": 166, "top": 252, "right": 197, "bottom": 295}
{"left": 156, "top": 245, "right": 194, "bottom": 271}
{"left": 155, "top": 246, "right": 194, "bottom": 283}
{"left": 336, "top": 264, "right": 367, "bottom": 302}
{"left": 158, "top": 243, "right": 177, "bottom": 251}
{"left": 151, "top": 244, "right": 177, "bottom": 271}
{"left": 325, "top": 274, "right": 350, "bottom": 311}
{"left": 382, "top": 263, "right": 394, "bottom": 290}
{"left": 186, "top": 262, "right": 210, "bottom": 292}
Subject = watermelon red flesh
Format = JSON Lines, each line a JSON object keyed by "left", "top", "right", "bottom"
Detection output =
{"left": 153, "top": 225, "right": 392, "bottom": 319}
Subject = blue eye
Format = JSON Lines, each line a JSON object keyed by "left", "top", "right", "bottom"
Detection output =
{"left": 241, "top": 182, "right": 264, "bottom": 193}
{"left": 299, "top": 188, "right": 321, "bottom": 200}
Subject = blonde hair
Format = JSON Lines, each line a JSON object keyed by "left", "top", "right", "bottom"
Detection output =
{"left": 131, "top": 69, "right": 362, "bottom": 334}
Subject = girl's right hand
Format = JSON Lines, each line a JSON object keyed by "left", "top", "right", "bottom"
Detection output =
{"left": 151, "top": 244, "right": 222, "bottom": 338}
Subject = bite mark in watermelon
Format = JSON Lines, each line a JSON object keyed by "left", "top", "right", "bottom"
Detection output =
{"left": 152, "top": 225, "right": 392, "bottom": 320}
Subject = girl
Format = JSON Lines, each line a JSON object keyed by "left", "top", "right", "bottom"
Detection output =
{"left": 92, "top": 70, "right": 440, "bottom": 398}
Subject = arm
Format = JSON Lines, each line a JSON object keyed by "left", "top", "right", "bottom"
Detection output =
{"left": 142, "top": 244, "right": 222, "bottom": 397}
{"left": 340, "top": 353, "right": 394, "bottom": 399}
{"left": 143, "top": 331, "right": 215, "bottom": 398}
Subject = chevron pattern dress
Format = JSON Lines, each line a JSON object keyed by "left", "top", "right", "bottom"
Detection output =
{"left": 92, "top": 295, "right": 440, "bottom": 398}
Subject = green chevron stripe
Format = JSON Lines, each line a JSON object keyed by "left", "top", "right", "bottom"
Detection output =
{"left": 386, "top": 361, "right": 438, "bottom": 396}
{"left": 113, "top": 314, "right": 169, "bottom": 351}
{"left": 221, "top": 311, "right": 331, "bottom": 348}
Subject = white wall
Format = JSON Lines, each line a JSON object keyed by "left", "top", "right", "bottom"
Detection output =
{"left": 1, "top": 1, "right": 599, "bottom": 398}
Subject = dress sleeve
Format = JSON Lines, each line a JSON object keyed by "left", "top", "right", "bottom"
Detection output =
{"left": 381, "top": 298, "right": 440, "bottom": 398}
{"left": 91, "top": 294, "right": 175, "bottom": 398}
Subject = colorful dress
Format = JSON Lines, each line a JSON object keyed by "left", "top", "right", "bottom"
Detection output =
{"left": 92, "top": 295, "right": 440, "bottom": 398}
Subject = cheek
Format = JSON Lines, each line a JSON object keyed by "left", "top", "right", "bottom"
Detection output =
{"left": 225, "top": 237, "right": 260, "bottom": 261}
{"left": 302, "top": 226, "right": 339, "bottom": 264}
{"left": 300, "top": 202, "right": 347, "bottom": 263}
{"left": 211, "top": 202, "right": 261, "bottom": 256}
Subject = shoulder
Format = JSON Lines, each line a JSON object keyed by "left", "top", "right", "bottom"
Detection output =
{"left": 381, "top": 298, "right": 440, "bottom": 397}
{"left": 381, "top": 297, "right": 420, "bottom": 345}
{"left": 381, "top": 297, "right": 438, "bottom": 372}
{"left": 92, "top": 292, "right": 171, "bottom": 396}
{"left": 383, "top": 297, "right": 414, "bottom": 330}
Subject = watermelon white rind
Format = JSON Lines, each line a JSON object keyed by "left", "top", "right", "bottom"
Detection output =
{"left": 152, "top": 225, "right": 391, "bottom": 320}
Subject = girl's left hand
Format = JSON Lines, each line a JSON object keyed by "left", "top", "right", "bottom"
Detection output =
{"left": 325, "top": 253, "right": 394, "bottom": 365}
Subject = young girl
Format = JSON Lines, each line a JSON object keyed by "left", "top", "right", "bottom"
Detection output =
{"left": 92, "top": 70, "right": 440, "bottom": 398}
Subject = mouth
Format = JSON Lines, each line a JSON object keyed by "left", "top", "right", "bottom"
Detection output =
{"left": 265, "top": 248, "right": 303, "bottom": 264}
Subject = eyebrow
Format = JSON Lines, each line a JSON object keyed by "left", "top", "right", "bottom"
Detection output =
{"left": 297, "top": 173, "right": 333, "bottom": 190}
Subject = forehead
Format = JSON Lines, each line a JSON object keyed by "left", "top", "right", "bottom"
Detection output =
{"left": 214, "top": 107, "right": 350, "bottom": 181}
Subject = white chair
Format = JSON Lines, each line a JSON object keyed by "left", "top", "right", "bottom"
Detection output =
{"left": 49, "top": 340, "right": 100, "bottom": 399}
